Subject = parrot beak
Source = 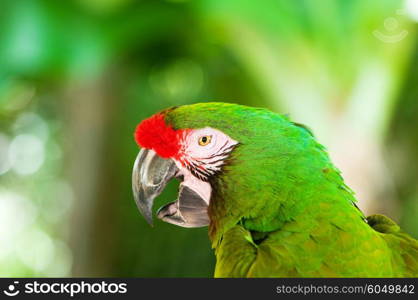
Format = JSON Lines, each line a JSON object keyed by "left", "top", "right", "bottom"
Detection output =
{"left": 132, "top": 149, "right": 210, "bottom": 227}
{"left": 132, "top": 148, "right": 179, "bottom": 226}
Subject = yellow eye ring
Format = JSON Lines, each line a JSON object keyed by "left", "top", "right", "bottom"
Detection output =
{"left": 198, "top": 135, "right": 212, "bottom": 146}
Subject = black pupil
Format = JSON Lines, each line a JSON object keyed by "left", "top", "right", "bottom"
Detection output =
{"left": 202, "top": 136, "right": 207, "bottom": 143}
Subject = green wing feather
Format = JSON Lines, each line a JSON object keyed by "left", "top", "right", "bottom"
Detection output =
{"left": 214, "top": 212, "right": 418, "bottom": 277}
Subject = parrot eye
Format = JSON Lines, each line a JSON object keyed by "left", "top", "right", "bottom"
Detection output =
{"left": 198, "top": 135, "right": 212, "bottom": 146}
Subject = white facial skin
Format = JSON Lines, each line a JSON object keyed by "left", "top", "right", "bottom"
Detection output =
{"left": 173, "top": 127, "right": 238, "bottom": 204}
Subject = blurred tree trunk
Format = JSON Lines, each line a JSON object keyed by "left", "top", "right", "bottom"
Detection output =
{"left": 64, "top": 76, "right": 117, "bottom": 276}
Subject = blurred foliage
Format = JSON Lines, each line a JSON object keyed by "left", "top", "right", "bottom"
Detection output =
{"left": 0, "top": 0, "right": 417, "bottom": 277}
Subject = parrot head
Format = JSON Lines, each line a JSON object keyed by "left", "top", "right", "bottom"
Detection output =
{"left": 132, "top": 102, "right": 350, "bottom": 243}
{"left": 132, "top": 103, "right": 239, "bottom": 229}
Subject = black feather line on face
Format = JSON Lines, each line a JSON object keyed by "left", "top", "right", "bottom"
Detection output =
{"left": 219, "top": 144, "right": 236, "bottom": 154}
{"left": 198, "top": 145, "right": 236, "bottom": 161}
{"left": 186, "top": 143, "right": 239, "bottom": 182}
{"left": 186, "top": 162, "right": 211, "bottom": 182}
{"left": 218, "top": 140, "right": 229, "bottom": 152}
{"left": 189, "top": 167, "right": 210, "bottom": 182}
{"left": 205, "top": 157, "right": 226, "bottom": 165}
{"left": 190, "top": 161, "right": 212, "bottom": 177}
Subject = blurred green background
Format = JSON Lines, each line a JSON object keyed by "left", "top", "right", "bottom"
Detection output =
{"left": 0, "top": 0, "right": 417, "bottom": 277}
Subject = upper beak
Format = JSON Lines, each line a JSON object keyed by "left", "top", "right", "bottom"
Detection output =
{"left": 132, "top": 149, "right": 210, "bottom": 227}
{"left": 132, "top": 148, "right": 178, "bottom": 225}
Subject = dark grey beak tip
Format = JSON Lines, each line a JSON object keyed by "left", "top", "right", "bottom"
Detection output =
{"left": 133, "top": 188, "right": 154, "bottom": 226}
{"left": 140, "top": 206, "right": 154, "bottom": 227}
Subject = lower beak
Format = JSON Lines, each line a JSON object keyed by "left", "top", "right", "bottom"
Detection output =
{"left": 132, "top": 149, "right": 210, "bottom": 228}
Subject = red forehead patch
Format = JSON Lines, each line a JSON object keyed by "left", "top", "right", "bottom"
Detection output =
{"left": 134, "top": 113, "right": 183, "bottom": 158}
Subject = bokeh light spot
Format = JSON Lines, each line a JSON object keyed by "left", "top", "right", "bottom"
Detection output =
{"left": 13, "top": 112, "right": 49, "bottom": 142}
{"left": 405, "top": 0, "right": 418, "bottom": 22}
{"left": 16, "top": 227, "right": 55, "bottom": 272}
{"left": 9, "top": 134, "right": 45, "bottom": 175}
{"left": 0, "top": 191, "right": 38, "bottom": 259}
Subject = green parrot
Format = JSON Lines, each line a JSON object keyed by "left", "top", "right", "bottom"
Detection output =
{"left": 132, "top": 102, "right": 418, "bottom": 277}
